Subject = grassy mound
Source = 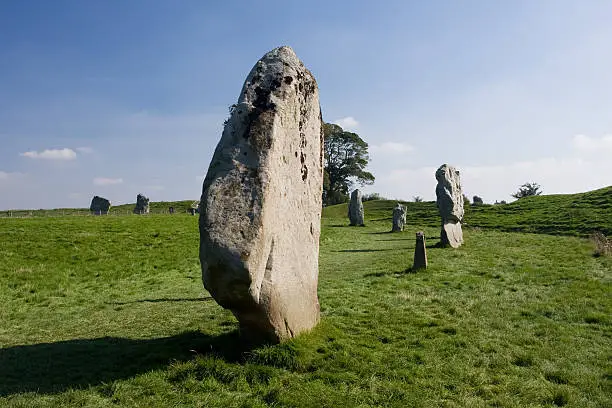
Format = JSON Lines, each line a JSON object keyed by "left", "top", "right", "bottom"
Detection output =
{"left": 325, "top": 185, "right": 612, "bottom": 236}
{"left": 1, "top": 196, "right": 610, "bottom": 406}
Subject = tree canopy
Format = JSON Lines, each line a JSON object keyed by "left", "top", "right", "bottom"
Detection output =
{"left": 512, "top": 182, "right": 542, "bottom": 199}
{"left": 323, "top": 123, "right": 374, "bottom": 206}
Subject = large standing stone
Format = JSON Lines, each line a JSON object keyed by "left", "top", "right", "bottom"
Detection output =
{"left": 133, "top": 194, "right": 150, "bottom": 214}
{"left": 391, "top": 203, "right": 406, "bottom": 232}
{"left": 199, "top": 46, "right": 323, "bottom": 343}
{"left": 90, "top": 196, "right": 111, "bottom": 215}
{"left": 348, "top": 189, "right": 364, "bottom": 226}
{"left": 435, "top": 164, "right": 464, "bottom": 248}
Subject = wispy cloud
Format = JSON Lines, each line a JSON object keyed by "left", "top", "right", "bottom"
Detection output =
{"left": 144, "top": 185, "right": 165, "bottom": 191}
{"left": 333, "top": 116, "right": 359, "bottom": 131}
{"left": 20, "top": 148, "right": 77, "bottom": 161}
{"left": 93, "top": 177, "right": 123, "bottom": 186}
{"left": 571, "top": 134, "right": 612, "bottom": 152}
{"left": 76, "top": 147, "right": 94, "bottom": 154}
{"left": 0, "top": 171, "right": 26, "bottom": 184}
{"left": 370, "top": 142, "right": 415, "bottom": 155}
{"left": 0, "top": 171, "right": 18, "bottom": 181}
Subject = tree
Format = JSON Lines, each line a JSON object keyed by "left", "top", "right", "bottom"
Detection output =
{"left": 323, "top": 123, "right": 375, "bottom": 205}
{"left": 512, "top": 182, "right": 542, "bottom": 199}
{"left": 473, "top": 195, "right": 484, "bottom": 205}
{"left": 413, "top": 196, "right": 423, "bottom": 203}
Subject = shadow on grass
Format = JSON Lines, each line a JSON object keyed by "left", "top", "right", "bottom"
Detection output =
{"left": 363, "top": 268, "right": 417, "bottom": 278}
{"left": 108, "top": 297, "right": 213, "bottom": 305}
{"left": 0, "top": 330, "right": 249, "bottom": 396}
{"left": 335, "top": 248, "right": 400, "bottom": 253}
{"left": 375, "top": 238, "right": 410, "bottom": 242}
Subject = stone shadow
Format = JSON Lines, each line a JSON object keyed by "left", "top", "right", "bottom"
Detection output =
{"left": 108, "top": 297, "right": 213, "bottom": 305}
{"left": 0, "top": 330, "right": 249, "bottom": 396}
{"left": 363, "top": 268, "right": 417, "bottom": 278}
{"left": 335, "top": 248, "right": 399, "bottom": 253}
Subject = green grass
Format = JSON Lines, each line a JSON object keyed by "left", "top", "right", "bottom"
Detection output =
{"left": 0, "top": 191, "right": 611, "bottom": 407}
{"left": 325, "top": 186, "right": 611, "bottom": 236}
{"left": 0, "top": 200, "right": 196, "bottom": 217}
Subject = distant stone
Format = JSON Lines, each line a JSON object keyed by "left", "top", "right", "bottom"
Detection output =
{"left": 348, "top": 189, "right": 364, "bottom": 226}
{"left": 133, "top": 194, "right": 150, "bottom": 214}
{"left": 391, "top": 203, "right": 406, "bottom": 232}
{"left": 191, "top": 200, "right": 200, "bottom": 214}
{"left": 435, "top": 164, "right": 464, "bottom": 248}
{"left": 90, "top": 196, "right": 111, "bottom": 215}
{"left": 199, "top": 46, "right": 323, "bottom": 343}
{"left": 413, "top": 231, "right": 427, "bottom": 270}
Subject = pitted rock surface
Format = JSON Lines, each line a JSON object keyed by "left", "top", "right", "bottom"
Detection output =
{"left": 348, "top": 189, "right": 364, "bottom": 226}
{"left": 134, "top": 194, "right": 150, "bottom": 214}
{"left": 391, "top": 203, "right": 406, "bottom": 232}
{"left": 435, "top": 164, "right": 464, "bottom": 248}
{"left": 199, "top": 46, "right": 323, "bottom": 343}
{"left": 90, "top": 196, "right": 111, "bottom": 215}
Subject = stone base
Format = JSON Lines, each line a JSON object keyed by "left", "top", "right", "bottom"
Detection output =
{"left": 441, "top": 222, "right": 463, "bottom": 248}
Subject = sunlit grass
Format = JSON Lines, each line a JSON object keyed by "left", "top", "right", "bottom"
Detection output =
{"left": 0, "top": 205, "right": 610, "bottom": 407}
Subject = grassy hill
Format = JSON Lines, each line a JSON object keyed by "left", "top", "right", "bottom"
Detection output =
{"left": 2, "top": 200, "right": 198, "bottom": 217}
{"left": 325, "top": 186, "right": 612, "bottom": 236}
{"left": 0, "top": 188, "right": 610, "bottom": 407}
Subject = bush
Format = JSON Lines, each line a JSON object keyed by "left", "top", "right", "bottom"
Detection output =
{"left": 473, "top": 195, "right": 484, "bottom": 205}
{"left": 363, "top": 193, "right": 385, "bottom": 201}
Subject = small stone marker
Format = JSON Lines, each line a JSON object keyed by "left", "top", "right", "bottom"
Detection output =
{"left": 90, "top": 196, "right": 111, "bottom": 215}
{"left": 435, "top": 164, "right": 464, "bottom": 248}
{"left": 199, "top": 46, "right": 323, "bottom": 343}
{"left": 391, "top": 203, "right": 406, "bottom": 232}
{"left": 413, "top": 231, "right": 427, "bottom": 270}
{"left": 133, "top": 193, "right": 150, "bottom": 214}
{"left": 348, "top": 189, "right": 365, "bottom": 226}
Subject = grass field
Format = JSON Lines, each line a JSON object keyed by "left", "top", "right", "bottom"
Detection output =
{"left": 0, "top": 189, "right": 610, "bottom": 407}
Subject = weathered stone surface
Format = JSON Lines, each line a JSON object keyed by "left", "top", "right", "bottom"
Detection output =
{"left": 199, "top": 46, "right": 323, "bottom": 343}
{"left": 133, "top": 194, "right": 150, "bottom": 214}
{"left": 391, "top": 203, "right": 406, "bottom": 232}
{"left": 413, "top": 231, "right": 427, "bottom": 270}
{"left": 90, "top": 196, "right": 111, "bottom": 215}
{"left": 348, "top": 189, "right": 364, "bottom": 226}
{"left": 435, "top": 164, "right": 464, "bottom": 248}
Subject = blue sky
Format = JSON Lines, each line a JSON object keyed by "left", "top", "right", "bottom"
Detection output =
{"left": 1, "top": 0, "right": 611, "bottom": 210}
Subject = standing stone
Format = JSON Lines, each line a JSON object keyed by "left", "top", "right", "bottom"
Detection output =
{"left": 413, "top": 231, "right": 427, "bottom": 270}
{"left": 133, "top": 194, "right": 150, "bottom": 214}
{"left": 191, "top": 200, "right": 200, "bottom": 214}
{"left": 348, "top": 189, "right": 364, "bottom": 226}
{"left": 199, "top": 46, "right": 323, "bottom": 343}
{"left": 90, "top": 196, "right": 111, "bottom": 215}
{"left": 435, "top": 164, "right": 464, "bottom": 248}
{"left": 391, "top": 203, "right": 406, "bottom": 232}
